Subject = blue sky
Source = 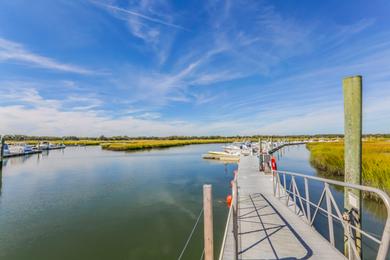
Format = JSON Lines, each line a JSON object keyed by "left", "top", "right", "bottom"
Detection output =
{"left": 0, "top": 0, "right": 390, "bottom": 136}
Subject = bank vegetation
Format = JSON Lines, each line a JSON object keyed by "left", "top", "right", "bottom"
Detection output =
{"left": 306, "top": 139, "right": 390, "bottom": 196}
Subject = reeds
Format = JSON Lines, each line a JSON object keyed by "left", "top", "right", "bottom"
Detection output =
{"left": 100, "top": 139, "right": 234, "bottom": 151}
{"left": 307, "top": 140, "right": 390, "bottom": 195}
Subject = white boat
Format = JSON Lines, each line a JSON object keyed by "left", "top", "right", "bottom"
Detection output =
{"left": 38, "top": 142, "right": 65, "bottom": 150}
{"left": 223, "top": 144, "right": 241, "bottom": 153}
{"left": 38, "top": 142, "right": 51, "bottom": 150}
{"left": 2, "top": 143, "right": 10, "bottom": 156}
{"left": 8, "top": 144, "right": 34, "bottom": 154}
{"left": 202, "top": 152, "right": 240, "bottom": 161}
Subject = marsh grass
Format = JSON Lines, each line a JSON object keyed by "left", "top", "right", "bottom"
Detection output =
{"left": 307, "top": 140, "right": 390, "bottom": 196}
{"left": 14, "top": 138, "right": 238, "bottom": 148}
{"left": 100, "top": 139, "right": 235, "bottom": 151}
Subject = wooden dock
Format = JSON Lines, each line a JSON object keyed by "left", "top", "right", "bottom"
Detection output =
{"left": 220, "top": 155, "right": 345, "bottom": 259}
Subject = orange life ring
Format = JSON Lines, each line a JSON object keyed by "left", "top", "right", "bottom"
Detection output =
{"left": 226, "top": 195, "right": 232, "bottom": 207}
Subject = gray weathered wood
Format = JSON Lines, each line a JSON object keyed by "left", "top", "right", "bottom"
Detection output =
{"left": 343, "top": 75, "right": 362, "bottom": 259}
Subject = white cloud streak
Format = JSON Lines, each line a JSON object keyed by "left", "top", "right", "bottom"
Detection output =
{"left": 93, "top": 1, "right": 187, "bottom": 31}
{"left": 0, "top": 38, "right": 94, "bottom": 75}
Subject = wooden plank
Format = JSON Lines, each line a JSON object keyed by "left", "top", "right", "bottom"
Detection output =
{"left": 221, "top": 155, "right": 345, "bottom": 260}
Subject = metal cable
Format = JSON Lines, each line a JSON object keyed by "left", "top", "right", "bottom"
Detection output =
{"left": 177, "top": 208, "right": 204, "bottom": 260}
{"left": 199, "top": 249, "right": 205, "bottom": 260}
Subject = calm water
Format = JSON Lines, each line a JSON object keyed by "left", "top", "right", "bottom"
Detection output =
{"left": 0, "top": 144, "right": 236, "bottom": 260}
{"left": 275, "top": 145, "right": 389, "bottom": 260}
{"left": 1, "top": 144, "right": 387, "bottom": 259}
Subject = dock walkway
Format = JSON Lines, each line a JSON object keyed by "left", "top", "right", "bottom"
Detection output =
{"left": 221, "top": 155, "right": 345, "bottom": 259}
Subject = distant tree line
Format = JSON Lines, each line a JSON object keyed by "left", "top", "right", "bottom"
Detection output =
{"left": 2, "top": 133, "right": 389, "bottom": 141}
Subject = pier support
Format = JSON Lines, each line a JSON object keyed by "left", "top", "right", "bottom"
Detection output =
{"left": 343, "top": 75, "right": 362, "bottom": 259}
{"left": 0, "top": 135, "right": 4, "bottom": 167}
{"left": 203, "top": 184, "right": 214, "bottom": 260}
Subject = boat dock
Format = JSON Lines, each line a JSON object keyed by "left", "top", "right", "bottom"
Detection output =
{"left": 220, "top": 155, "right": 345, "bottom": 259}
{"left": 213, "top": 153, "right": 390, "bottom": 260}
{"left": 0, "top": 138, "right": 65, "bottom": 160}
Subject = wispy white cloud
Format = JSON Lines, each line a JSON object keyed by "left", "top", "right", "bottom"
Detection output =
{"left": 93, "top": 1, "right": 187, "bottom": 31}
{"left": 137, "top": 112, "right": 161, "bottom": 120}
{"left": 0, "top": 85, "right": 103, "bottom": 113}
{"left": 92, "top": 0, "right": 185, "bottom": 64}
{"left": 1, "top": 1, "right": 389, "bottom": 136}
{"left": 0, "top": 38, "right": 95, "bottom": 75}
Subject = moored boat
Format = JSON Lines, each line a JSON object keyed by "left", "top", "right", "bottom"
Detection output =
{"left": 2, "top": 143, "right": 10, "bottom": 156}
{"left": 38, "top": 142, "right": 66, "bottom": 150}
{"left": 8, "top": 144, "right": 34, "bottom": 154}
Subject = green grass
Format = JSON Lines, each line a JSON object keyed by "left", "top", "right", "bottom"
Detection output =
{"left": 306, "top": 139, "right": 390, "bottom": 196}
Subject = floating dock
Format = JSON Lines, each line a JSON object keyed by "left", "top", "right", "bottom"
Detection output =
{"left": 202, "top": 153, "right": 240, "bottom": 162}
{"left": 220, "top": 155, "right": 345, "bottom": 259}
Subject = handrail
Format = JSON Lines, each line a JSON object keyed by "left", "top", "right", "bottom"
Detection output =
{"left": 218, "top": 194, "right": 233, "bottom": 260}
{"left": 273, "top": 170, "right": 390, "bottom": 260}
{"left": 218, "top": 170, "right": 239, "bottom": 260}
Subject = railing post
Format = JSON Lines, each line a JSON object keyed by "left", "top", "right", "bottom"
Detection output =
{"left": 304, "top": 177, "right": 311, "bottom": 224}
{"left": 273, "top": 171, "right": 276, "bottom": 196}
{"left": 232, "top": 180, "right": 238, "bottom": 260}
{"left": 292, "top": 177, "right": 297, "bottom": 214}
{"left": 203, "top": 184, "right": 214, "bottom": 260}
{"left": 343, "top": 75, "right": 362, "bottom": 259}
{"left": 325, "top": 183, "right": 335, "bottom": 246}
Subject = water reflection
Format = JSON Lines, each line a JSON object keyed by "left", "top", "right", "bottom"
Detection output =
{"left": 2, "top": 153, "right": 39, "bottom": 167}
{"left": 0, "top": 144, "right": 236, "bottom": 260}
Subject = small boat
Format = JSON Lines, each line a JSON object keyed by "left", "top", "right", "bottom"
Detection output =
{"left": 8, "top": 144, "right": 34, "bottom": 154}
{"left": 203, "top": 150, "right": 240, "bottom": 162}
{"left": 223, "top": 144, "right": 241, "bottom": 153}
{"left": 38, "top": 142, "right": 51, "bottom": 150}
{"left": 2, "top": 143, "right": 10, "bottom": 156}
{"left": 38, "top": 142, "right": 65, "bottom": 150}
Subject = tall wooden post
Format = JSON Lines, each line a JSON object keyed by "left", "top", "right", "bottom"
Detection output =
{"left": 343, "top": 75, "right": 362, "bottom": 259}
{"left": 203, "top": 184, "right": 214, "bottom": 260}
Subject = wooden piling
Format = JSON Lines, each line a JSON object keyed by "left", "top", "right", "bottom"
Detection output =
{"left": 203, "top": 184, "right": 214, "bottom": 260}
{"left": 0, "top": 135, "right": 4, "bottom": 166}
{"left": 343, "top": 75, "right": 362, "bottom": 259}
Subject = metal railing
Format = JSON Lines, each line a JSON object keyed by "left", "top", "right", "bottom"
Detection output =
{"left": 273, "top": 170, "right": 390, "bottom": 260}
{"left": 218, "top": 170, "right": 239, "bottom": 260}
